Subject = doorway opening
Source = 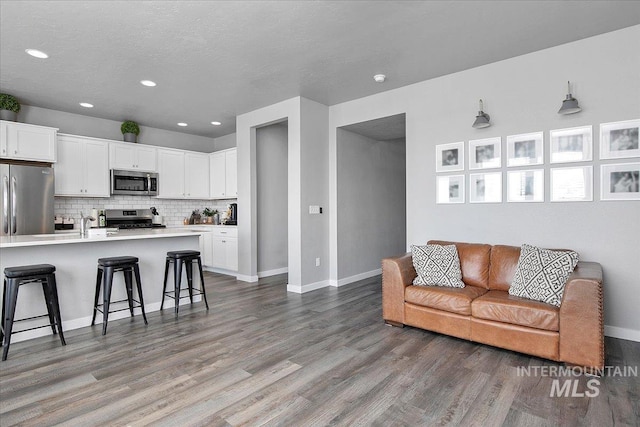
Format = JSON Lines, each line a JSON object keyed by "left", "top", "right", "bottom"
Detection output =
{"left": 336, "top": 113, "right": 406, "bottom": 284}
{"left": 256, "top": 120, "right": 289, "bottom": 280}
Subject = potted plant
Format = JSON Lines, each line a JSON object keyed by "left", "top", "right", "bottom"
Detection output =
{"left": 189, "top": 209, "right": 201, "bottom": 225}
{"left": 0, "top": 93, "right": 21, "bottom": 121}
{"left": 203, "top": 207, "right": 218, "bottom": 224}
{"left": 120, "top": 120, "right": 140, "bottom": 143}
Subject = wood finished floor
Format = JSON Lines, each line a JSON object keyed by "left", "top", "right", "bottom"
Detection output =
{"left": 0, "top": 272, "right": 638, "bottom": 426}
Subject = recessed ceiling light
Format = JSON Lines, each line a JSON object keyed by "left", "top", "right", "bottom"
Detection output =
{"left": 25, "top": 49, "right": 48, "bottom": 59}
{"left": 140, "top": 80, "right": 156, "bottom": 87}
{"left": 211, "top": 121, "right": 222, "bottom": 126}
{"left": 177, "top": 122, "right": 188, "bottom": 127}
{"left": 373, "top": 74, "right": 386, "bottom": 83}
{"left": 79, "top": 102, "right": 94, "bottom": 108}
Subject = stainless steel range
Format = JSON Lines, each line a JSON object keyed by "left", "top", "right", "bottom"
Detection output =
{"left": 105, "top": 209, "right": 166, "bottom": 229}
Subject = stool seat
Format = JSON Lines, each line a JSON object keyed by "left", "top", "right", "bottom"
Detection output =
{"left": 98, "top": 256, "right": 139, "bottom": 267}
{"left": 167, "top": 250, "right": 200, "bottom": 259}
{"left": 4, "top": 264, "right": 56, "bottom": 279}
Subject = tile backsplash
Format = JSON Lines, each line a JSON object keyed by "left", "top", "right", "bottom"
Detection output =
{"left": 55, "top": 196, "right": 234, "bottom": 227}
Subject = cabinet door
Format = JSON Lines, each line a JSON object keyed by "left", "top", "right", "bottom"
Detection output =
{"left": 225, "top": 149, "right": 237, "bottom": 197}
{"left": 135, "top": 146, "right": 157, "bottom": 171}
{"left": 0, "top": 122, "right": 8, "bottom": 157}
{"left": 185, "top": 153, "right": 210, "bottom": 199}
{"left": 157, "top": 150, "right": 185, "bottom": 198}
{"left": 202, "top": 232, "right": 214, "bottom": 266}
{"left": 83, "top": 140, "right": 110, "bottom": 197}
{"left": 211, "top": 237, "right": 228, "bottom": 268}
{"left": 54, "top": 136, "right": 85, "bottom": 195}
{"left": 226, "top": 238, "right": 238, "bottom": 271}
{"left": 3, "top": 122, "right": 57, "bottom": 162}
{"left": 209, "top": 152, "right": 226, "bottom": 198}
{"left": 110, "top": 143, "right": 136, "bottom": 169}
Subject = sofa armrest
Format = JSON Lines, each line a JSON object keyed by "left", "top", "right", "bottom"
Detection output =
{"left": 559, "top": 261, "right": 604, "bottom": 369}
{"left": 382, "top": 253, "right": 415, "bottom": 325}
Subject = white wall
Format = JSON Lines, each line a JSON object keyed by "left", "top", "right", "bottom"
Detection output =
{"left": 20, "top": 105, "right": 217, "bottom": 152}
{"left": 214, "top": 132, "right": 237, "bottom": 151}
{"left": 336, "top": 130, "right": 406, "bottom": 282}
{"left": 256, "top": 122, "right": 288, "bottom": 275}
{"left": 329, "top": 25, "right": 640, "bottom": 340}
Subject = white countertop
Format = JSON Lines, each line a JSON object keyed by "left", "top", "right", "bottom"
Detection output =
{"left": 0, "top": 227, "right": 206, "bottom": 248}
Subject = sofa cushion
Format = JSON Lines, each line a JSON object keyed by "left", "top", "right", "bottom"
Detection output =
{"left": 472, "top": 290, "right": 560, "bottom": 332}
{"left": 428, "top": 240, "right": 491, "bottom": 289}
{"left": 411, "top": 244, "right": 465, "bottom": 288}
{"left": 509, "top": 244, "right": 579, "bottom": 307}
{"left": 488, "top": 245, "right": 521, "bottom": 291}
{"left": 405, "top": 285, "right": 487, "bottom": 316}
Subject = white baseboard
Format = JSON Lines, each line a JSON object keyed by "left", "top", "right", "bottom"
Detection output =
{"left": 287, "top": 280, "right": 329, "bottom": 294}
{"left": 258, "top": 267, "right": 288, "bottom": 278}
{"left": 10, "top": 297, "right": 201, "bottom": 344}
{"left": 332, "top": 268, "right": 382, "bottom": 287}
{"left": 605, "top": 325, "right": 640, "bottom": 342}
{"left": 236, "top": 274, "right": 259, "bottom": 283}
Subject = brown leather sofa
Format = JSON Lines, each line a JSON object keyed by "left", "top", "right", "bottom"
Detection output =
{"left": 382, "top": 240, "right": 604, "bottom": 369}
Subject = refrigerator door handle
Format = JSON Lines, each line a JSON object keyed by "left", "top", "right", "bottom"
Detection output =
{"left": 11, "top": 176, "right": 17, "bottom": 234}
{"left": 2, "top": 175, "right": 8, "bottom": 234}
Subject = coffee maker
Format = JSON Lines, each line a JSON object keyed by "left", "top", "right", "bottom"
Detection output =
{"left": 226, "top": 203, "right": 237, "bottom": 225}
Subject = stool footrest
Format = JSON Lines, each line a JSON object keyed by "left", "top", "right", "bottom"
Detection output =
{"left": 94, "top": 298, "right": 144, "bottom": 315}
{"left": 163, "top": 288, "right": 206, "bottom": 300}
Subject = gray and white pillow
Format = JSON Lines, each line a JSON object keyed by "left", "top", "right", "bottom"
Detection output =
{"left": 411, "top": 244, "right": 465, "bottom": 288}
{"left": 508, "top": 244, "right": 579, "bottom": 307}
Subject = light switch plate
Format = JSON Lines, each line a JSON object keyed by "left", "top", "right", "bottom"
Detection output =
{"left": 309, "top": 205, "right": 322, "bottom": 214}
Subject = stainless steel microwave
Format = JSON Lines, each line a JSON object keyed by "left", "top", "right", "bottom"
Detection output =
{"left": 111, "top": 170, "right": 158, "bottom": 196}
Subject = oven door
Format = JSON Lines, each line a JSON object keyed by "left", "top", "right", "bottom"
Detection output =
{"left": 111, "top": 170, "right": 158, "bottom": 196}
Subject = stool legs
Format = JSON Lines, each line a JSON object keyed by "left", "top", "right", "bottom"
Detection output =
{"left": 197, "top": 257, "right": 209, "bottom": 310}
{"left": 185, "top": 260, "right": 194, "bottom": 304}
{"left": 48, "top": 274, "right": 66, "bottom": 346}
{"left": 101, "top": 267, "right": 114, "bottom": 335}
{"left": 2, "top": 278, "right": 19, "bottom": 361}
{"left": 133, "top": 264, "right": 148, "bottom": 325}
{"left": 174, "top": 258, "right": 183, "bottom": 316}
{"left": 40, "top": 280, "right": 57, "bottom": 335}
{"left": 160, "top": 258, "right": 170, "bottom": 310}
{"left": 124, "top": 267, "right": 135, "bottom": 317}
{"left": 91, "top": 268, "right": 103, "bottom": 326}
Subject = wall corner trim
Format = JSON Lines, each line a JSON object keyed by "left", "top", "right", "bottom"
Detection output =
{"left": 236, "top": 274, "right": 259, "bottom": 283}
{"left": 287, "top": 280, "right": 329, "bottom": 294}
{"left": 335, "top": 269, "right": 382, "bottom": 287}
{"left": 604, "top": 325, "right": 640, "bottom": 343}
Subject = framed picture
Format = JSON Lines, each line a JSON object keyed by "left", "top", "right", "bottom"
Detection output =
{"left": 550, "top": 125, "right": 592, "bottom": 163}
{"left": 469, "top": 137, "right": 501, "bottom": 170}
{"left": 469, "top": 172, "right": 502, "bottom": 203}
{"left": 600, "top": 119, "right": 640, "bottom": 159}
{"left": 601, "top": 162, "right": 640, "bottom": 201}
{"left": 507, "top": 169, "right": 544, "bottom": 202}
{"left": 435, "top": 141, "right": 464, "bottom": 172}
{"left": 436, "top": 175, "right": 465, "bottom": 204}
{"left": 550, "top": 166, "right": 593, "bottom": 202}
{"left": 506, "top": 132, "right": 544, "bottom": 167}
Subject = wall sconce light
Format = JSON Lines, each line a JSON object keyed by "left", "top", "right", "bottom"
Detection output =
{"left": 472, "top": 99, "right": 491, "bottom": 128}
{"left": 558, "top": 81, "right": 582, "bottom": 115}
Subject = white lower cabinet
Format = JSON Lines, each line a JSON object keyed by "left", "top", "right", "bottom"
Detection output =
{"left": 198, "top": 227, "right": 237, "bottom": 271}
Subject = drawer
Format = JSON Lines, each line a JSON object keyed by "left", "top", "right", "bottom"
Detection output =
{"left": 212, "top": 227, "right": 237, "bottom": 238}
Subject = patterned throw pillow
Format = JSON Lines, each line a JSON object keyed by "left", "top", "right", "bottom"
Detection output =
{"left": 508, "top": 244, "right": 579, "bottom": 307}
{"left": 411, "top": 244, "right": 465, "bottom": 288}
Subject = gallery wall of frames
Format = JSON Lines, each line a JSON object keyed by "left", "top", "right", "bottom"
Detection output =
{"left": 435, "top": 119, "right": 640, "bottom": 204}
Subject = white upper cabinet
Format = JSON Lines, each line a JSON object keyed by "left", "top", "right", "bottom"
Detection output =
{"left": 209, "top": 148, "right": 237, "bottom": 199}
{"left": 185, "top": 152, "right": 210, "bottom": 199}
{"left": 0, "top": 120, "right": 57, "bottom": 162}
{"left": 110, "top": 141, "right": 157, "bottom": 171}
{"left": 157, "top": 149, "right": 185, "bottom": 198}
{"left": 55, "top": 134, "right": 109, "bottom": 197}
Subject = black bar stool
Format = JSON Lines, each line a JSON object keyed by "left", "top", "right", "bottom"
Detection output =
{"left": 1, "top": 264, "right": 66, "bottom": 361}
{"left": 161, "top": 250, "right": 209, "bottom": 316}
{"left": 92, "top": 256, "right": 148, "bottom": 335}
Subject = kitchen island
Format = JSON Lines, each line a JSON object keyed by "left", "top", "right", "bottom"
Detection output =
{"left": 0, "top": 228, "right": 204, "bottom": 343}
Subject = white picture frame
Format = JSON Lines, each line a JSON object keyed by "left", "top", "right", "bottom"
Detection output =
{"left": 435, "top": 141, "right": 464, "bottom": 172}
{"left": 506, "top": 132, "right": 544, "bottom": 167}
{"left": 507, "top": 169, "right": 544, "bottom": 202}
{"left": 601, "top": 162, "right": 640, "bottom": 201}
{"left": 550, "top": 166, "right": 593, "bottom": 202}
{"left": 550, "top": 125, "right": 593, "bottom": 163}
{"left": 436, "top": 175, "right": 465, "bottom": 204}
{"left": 600, "top": 119, "right": 640, "bottom": 159}
{"left": 469, "top": 172, "right": 502, "bottom": 203}
{"left": 469, "top": 137, "right": 501, "bottom": 170}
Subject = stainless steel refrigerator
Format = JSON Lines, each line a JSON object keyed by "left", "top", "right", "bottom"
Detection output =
{"left": 1, "top": 163, "right": 55, "bottom": 236}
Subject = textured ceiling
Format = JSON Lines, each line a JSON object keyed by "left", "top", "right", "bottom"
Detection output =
{"left": 1, "top": 1, "right": 639, "bottom": 139}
